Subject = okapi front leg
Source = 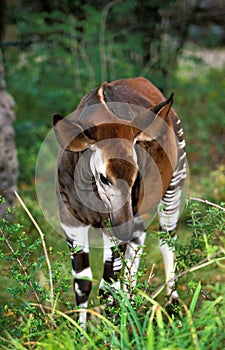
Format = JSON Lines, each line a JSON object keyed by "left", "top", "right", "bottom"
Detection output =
{"left": 71, "top": 247, "right": 92, "bottom": 304}
{"left": 99, "top": 233, "right": 125, "bottom": 308}
{"left": 62, "top": 224, "right": 92, "bottom": 328}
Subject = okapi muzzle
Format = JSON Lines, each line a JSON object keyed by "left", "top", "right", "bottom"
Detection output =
{"left": 107, "top": 177, "right": 135, "bottom": 241}
{"left": 110, "top": 199, "right": 134, "bottom": 241}
{"left": 52, "top": 77, "right": 187, "bottom": 328}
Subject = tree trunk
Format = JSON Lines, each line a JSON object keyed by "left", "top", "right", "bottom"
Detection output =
{"left": 0, "top": 50, "right": 18, "bottom": 216}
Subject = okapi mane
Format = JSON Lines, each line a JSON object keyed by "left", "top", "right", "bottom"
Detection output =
{"left": 77, "top": 88, "right": 100, "bottom": 108}
{"left": 76, "top": 77, "right": 169, "bottom": 124}
{"left": 103, "top": 83, "right": 151, "bottom": 107}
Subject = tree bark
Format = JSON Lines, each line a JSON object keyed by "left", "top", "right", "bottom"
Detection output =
{"left": 0, "top": 49, "right": 18, "bottom": 216}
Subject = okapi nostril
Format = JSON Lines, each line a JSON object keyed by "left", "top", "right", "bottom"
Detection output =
{"left": 54, "top": 76, "right": 187, "bottom": 328}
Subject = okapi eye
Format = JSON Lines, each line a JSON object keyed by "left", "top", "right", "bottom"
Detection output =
{"left": 100, "top": 173, "right": 110, "bottom": 186}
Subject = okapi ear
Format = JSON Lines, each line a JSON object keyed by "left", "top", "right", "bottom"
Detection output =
{"left": 151, "top": 92, "right": 174, "bottom": 120}
{"left": 133, "top": 92, "right": 174, "bottom": 141}
{"left": 53, "top": 114, "right": 96, "bottom": 151}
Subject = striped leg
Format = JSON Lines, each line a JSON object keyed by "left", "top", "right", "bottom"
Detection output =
{"left": 159, "top": 232, "right": 178, "bottom": 303}
{"left": 124, "top": 216, "right": 146, "bottom": 295}
{"left": 61, "top": 224, "right": 92, "bottom": 328}
{"left": 157, "top": 159, "right": 187, "bottom": 303}
{"left": 99, "top": 233, "right": 126, "bottom": 307}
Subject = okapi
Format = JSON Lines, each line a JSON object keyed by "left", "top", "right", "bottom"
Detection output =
{"left": 53, "top": 77, "right": 187, "bottom": 327}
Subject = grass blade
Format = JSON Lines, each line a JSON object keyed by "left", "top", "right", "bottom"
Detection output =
{"left": 146, "top": 305, "right": 157, "bottom": 350}
{"left": 189, "top": 282, "right": 201, "bottom": 315}
{"left": 120, "top": 311, "right": 129, "bottom": 349}
{"left": 183, "top": 304, "right": 201, "bottom": 350}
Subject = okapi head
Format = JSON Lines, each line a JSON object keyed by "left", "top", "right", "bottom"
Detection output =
{"left": 53, "top": 93, "right": 174, "bottom": 241}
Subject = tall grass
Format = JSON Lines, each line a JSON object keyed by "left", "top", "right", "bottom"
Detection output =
{"left": 2, "top": 283, "right": 225, "bottom": 349}
{"left": 1, "top": 195, "right": 225, "bottom": 349}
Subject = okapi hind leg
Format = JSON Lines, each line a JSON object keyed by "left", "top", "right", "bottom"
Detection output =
{"left": 159, "top": 231, "right": 178, "bottom": 303}
{"left": 157, "top": 136, "right": 187, "bottom": 308}
{"left": 158, "top": 186, "right": 184, "bottom": 308}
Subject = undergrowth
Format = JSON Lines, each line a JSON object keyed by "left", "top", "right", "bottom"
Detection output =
{"left": 0, "top": 195, "right": 225, "bottom": 349}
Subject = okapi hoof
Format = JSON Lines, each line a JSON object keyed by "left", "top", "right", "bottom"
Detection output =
{"left": 165, "top": 298, "right": 180, "bottom": 319}
{"left": 99, "top": 288, "right": 119, "bottom": 317}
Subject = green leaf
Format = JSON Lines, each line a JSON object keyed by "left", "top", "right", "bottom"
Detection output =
{"left": 189, "top": 282, "right": 201, "bottom": 316}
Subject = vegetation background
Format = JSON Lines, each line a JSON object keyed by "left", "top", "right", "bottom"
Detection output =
{"left": 0, "top": 0, "right": 224, "bottom": 349}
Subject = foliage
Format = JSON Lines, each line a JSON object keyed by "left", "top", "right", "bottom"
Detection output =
{"left": 200, "top": 165, "right": 225, "bottom": 202}
{"left": 0, "top": 196, "right": 72, "bottom": 342}
{"left": 172, "top": 63, "right": 225, "bottom": 175}
{"left": 1, "top": 196, "right": 225, "bottom": 348}
{"left": 3, "top": 3, "right": 224, "bottom": 184}
{"left": 4, "top": 5, "right": 143, "bottom": 183}
{"left": 175, "top": 199, "right": 224, "bottom": 270}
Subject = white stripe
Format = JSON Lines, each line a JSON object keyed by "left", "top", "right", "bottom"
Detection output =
{"left": 158, "top": 187, "right": 182, "bottom": 231}
{"left": 74, "top": 283, "right": 83, "bottom": 297}
{"left": 159, "top": 239, "right": 179, "bottom": 299}
{"left": 113, "top": 257, "right": 122, "bottom": 271}
{"left": 178, "top": 140, "right": 186, "bottom": 148}
{"left": 179, "top": 152, "right": 186, "bottom": 161}
{"left": 77, "top": 301, "right": 88, "bottom": 329}
{"left": 61, "top": 223, "right": 90, "bottom": 252}
{"left": 99, "top": 278, "right": 120, "bottom": 291}
{"left": 177, "top": 128, "right": 184, "bottom": 136}
{"left": 72, "top": 267, "right": 92, "bottom": 280}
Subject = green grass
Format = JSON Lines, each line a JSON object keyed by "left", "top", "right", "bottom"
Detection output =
{"left": 1, "top": 192, "right": 225, "bottom": 349}
{"left": 1, "top": 281, "right": 225, "bottom": 349}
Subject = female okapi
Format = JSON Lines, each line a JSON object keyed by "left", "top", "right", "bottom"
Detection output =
{"left": 53, "top": 77, "right": 187, "bottom": 327}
